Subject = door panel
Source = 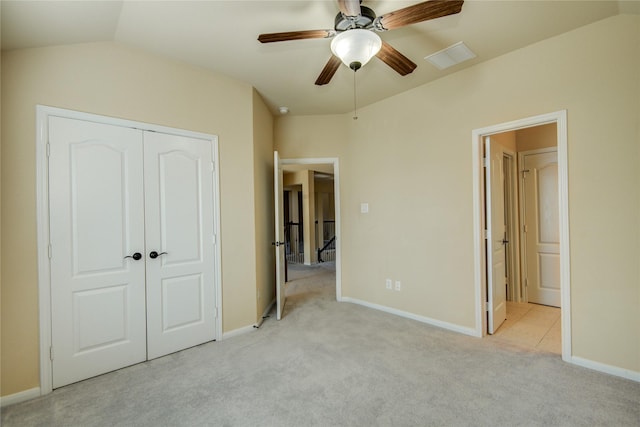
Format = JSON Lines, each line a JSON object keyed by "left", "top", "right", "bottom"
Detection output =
{"left": 144, "top": 132, "right": 217, "bottom": 359}
{"left": 523, "top": 151, "right": 560, "bottom": 307}
{"left": 485, "top": 137, "right": 507, "bottom": 334}
{"left": 49, "top": 117, "right": 146, "bottom": 388}
{"left": 274, "top": 151, "right": 286, "bottom": 320}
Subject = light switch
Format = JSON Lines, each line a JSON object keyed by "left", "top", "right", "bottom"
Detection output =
{"left": 360, "top": 203, "right": 369, "bottom": 213}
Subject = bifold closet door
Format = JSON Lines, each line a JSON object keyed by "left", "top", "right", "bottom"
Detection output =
{"left": 143, "top": 131, "right": 217, "bottom": 360}
{"left": 49, "top": 117, "right": 147, "bottom": 388}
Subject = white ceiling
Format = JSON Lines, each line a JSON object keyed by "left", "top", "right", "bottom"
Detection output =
{"left": 2, "top": 1, "right": 636, "bottom": 115}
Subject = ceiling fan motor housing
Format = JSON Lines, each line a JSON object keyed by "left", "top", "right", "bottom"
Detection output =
{"left": 334, "top": 6, "right": 376, "bottom": 31}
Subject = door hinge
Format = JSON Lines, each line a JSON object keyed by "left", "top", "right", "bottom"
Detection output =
{"left": 485, "top": 303, "right": 490, "bottom": 312}
{"left": 213, "top": 307, "right": 218, "bottom": 318}
{"left": 210, "top": 162, "right": 215, "bottom": 172}
{"left": 48, "top": 243, "right": 52, "bottom": 259}
{"left": 212, "top": 234, "right": 216, "bottom": 245}
{"left": 46, "top": 142, "right": 51, "bottom": 157}
{"left": 50, "top": 346, "right": 54, "bottom": 361}
{"left": 483, "top": 229, "right": 488, "bottom": 240}
{"left": 523, "top": 224, "right": 528, "bottom": 233}
{"left": 483, "top": 157, "right": 488, "bottom": 168}
{"left": 524, "top": 278, "right": 528, "bottom": 288}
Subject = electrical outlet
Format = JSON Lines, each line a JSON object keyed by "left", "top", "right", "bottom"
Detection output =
{"left": 395, "top": 281, "right": 401, "bottom": 291}
{"left": 386, "top": 279, "right": 392, "bottom": 290}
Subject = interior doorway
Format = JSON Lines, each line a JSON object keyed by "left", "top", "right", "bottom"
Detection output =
{"left": 472, "top": 111, "right": 571, "bottom": 361}
{"left": 484, "top": 128, "right": 561, "bottom": 353}
{"left": 274, "top": 156, "right": 342, "bottom": 321}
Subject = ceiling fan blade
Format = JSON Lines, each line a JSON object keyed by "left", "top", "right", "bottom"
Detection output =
{"left": 338, "top": 0, "right": 362, "bottom": 17}
{"left": 377, "top": 0, "right": 464, "bottom": 31}
{"left": 258, "top": 29, "right": 335, "bottom": 43}
{"left": 315, "top": 55, "right": 342, "bottom": 86}
{"left": 376, "top": 42, "right": 417, "bottom": 76}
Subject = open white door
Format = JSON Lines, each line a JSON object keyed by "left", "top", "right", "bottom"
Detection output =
{"left": 485, "top": 137, "right": 507, "bottom": 334}
{"left": 274, "top": 151, "right": 286, "bottom": 320}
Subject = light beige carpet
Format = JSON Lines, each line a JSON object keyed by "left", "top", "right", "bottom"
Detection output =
{"left": 2, "top": 262, "right": 639, "bottom": 426}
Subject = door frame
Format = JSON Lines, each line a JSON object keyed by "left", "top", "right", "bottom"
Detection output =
{"left": 279, "top": 157, "right": 342, "bottom": 301}
{"left": 471, "top": 110, "right": 571, "bottom": 361}
{"left": 502, "top": 150, "right": 522, "bottom": 303}
{"left": 518, "top": 147, "right": 559, "bottom": 304}
{"left": 35, "top": 105, "right": 223, "bottom": 395}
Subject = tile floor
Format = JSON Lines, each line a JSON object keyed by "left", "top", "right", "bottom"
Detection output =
{"left": 490, "top": 301, "right": 561, "bottom": 354}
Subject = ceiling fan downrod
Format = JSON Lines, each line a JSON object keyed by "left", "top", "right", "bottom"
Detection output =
{"left": 352, "top": 69, "right": 359, "bottom": 120}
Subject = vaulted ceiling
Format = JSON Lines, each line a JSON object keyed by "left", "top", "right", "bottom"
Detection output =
{"left": 2, "top": 1, "right": 637, "bottom": 115}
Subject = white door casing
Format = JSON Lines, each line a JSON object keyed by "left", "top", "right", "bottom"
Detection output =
{"left": 278, "top": 156, "right": 342, "bottom": 303}
{"left": 274, "top": 151, "right": 286, "bottom": 320}
{"left": 44, "top": 109, "right": 220, "bottom": 390}
{"left": 485, "top": 137, "right": 507, "bottom": 334}
{"left": 144, "top": 131, "right": 217, "bottom": 359}
{"left": 472, "top": 110, "right": 570, "bottom": 363}
{"left": 520, "top": 149, "right": 561, "bottom": 307}
{"left": 49, "top": 117, "right": 147, "bottom": 388}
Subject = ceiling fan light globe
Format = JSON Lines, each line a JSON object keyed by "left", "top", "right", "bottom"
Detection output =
{"left": 330, "top": 29, "right": 382, "bottom": 70}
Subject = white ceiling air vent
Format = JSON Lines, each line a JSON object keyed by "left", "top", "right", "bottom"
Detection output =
{"left": 425, "top": 41, "right": 476, "bottom": 70}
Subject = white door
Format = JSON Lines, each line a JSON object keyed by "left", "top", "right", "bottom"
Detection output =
{"left": 49, "top": 117, "right": 147, "bottom": 388}
{"left": 50, "top": 117, "right": 218, "bottom": 388}
{"left": 274, "top": 151, "right": 286, "bottom": 320}
{"left": 485, "top": 137, "right": 507, "bottom": 333}
{"left": 144, "top": 132, "right": 217, "bottom": 359}
{"left": 521, "top": 150, "right": 561, "bottom": 307}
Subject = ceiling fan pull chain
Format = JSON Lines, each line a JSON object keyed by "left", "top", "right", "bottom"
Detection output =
{"left": 353, "top": 70, "right": 358, "bottom": 120}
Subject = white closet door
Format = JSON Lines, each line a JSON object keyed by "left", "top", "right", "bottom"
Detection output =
{"left": 143, "top": 132, "right": 217, "bottom": 359}
{"left": 49, "top": 117, "right": 147, "bottom": 388}
{"left": 523, "top": 150, "right": 560, "bottom": 307}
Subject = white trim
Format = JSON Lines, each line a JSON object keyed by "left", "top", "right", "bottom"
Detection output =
{"left": 221, "top": 324, "right": 257, "bottom": 340}
{"left": 518, "top": 147, "right": 558, "bottom": 156}
{"left": 502, "top": 150, "right": 522, "bottom": 302}
{"left": 471, "top": 111, "right": 571, "bottom": 360}
{"left": 36, "top": 107, "right": 53, "bottom": 395}
{"left": 36, "top": 105, "right": 223, "bottom": 396}
{"left": 0, "top": 387, "right": 41, "bottom": 408}
{"left": 211, "top": 135, "right": 223, "bottom": 342}
{"left": 568, "top": 356, "right": 640, "bottom": 383}
{"left": 280, "top": 157, "right": 342, "bottom": 302}
{"left": 261, "top": 298, "right": 276, "bottom": 321}
{"left": 342, "top": 297, "right": 480, "bottom": 337}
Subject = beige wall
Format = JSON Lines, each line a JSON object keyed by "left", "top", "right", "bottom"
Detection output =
{"left": 517, "top": 123, "right": 557, "bottom": 152}
{"left": 252, "top": 89, "right": 275, "bottom": 318}
{"left": 1, "top": 42, "right": 271, "bottom": 396}
{"left": 275, "top": 15, "right": 640, "bottom": 373}
{"left": 275, "top": 114, "right": 350, "bottom": 160}
{"left": 490, "top": 131, "right": 516, "bottom": 153}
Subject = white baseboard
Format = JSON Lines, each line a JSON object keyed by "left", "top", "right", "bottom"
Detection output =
{"left": 0, "top": 387, "right": 41, "bottom": 408}
{"left": 221, "top": 324, "right": 257, "bottom": 340}
{"left": 341, "top": 297, "right": 479, "bottom": 337}
{"left": 261, "top": 298, "right": 276, "bottom": 320}
{"left": 569, "top": 356, "right": 640, "bottom": 382}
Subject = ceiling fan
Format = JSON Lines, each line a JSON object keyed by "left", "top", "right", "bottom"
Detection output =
{"left": 258, "top": 0, "right": 464, "bottom": 85}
